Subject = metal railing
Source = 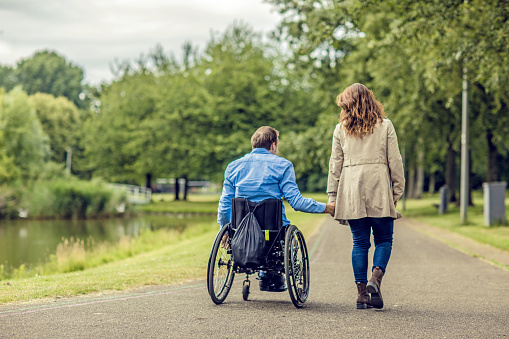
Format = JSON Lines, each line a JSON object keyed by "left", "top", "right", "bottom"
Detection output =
{"left": 110, "top": 184, "right": 152, "bottom": 204}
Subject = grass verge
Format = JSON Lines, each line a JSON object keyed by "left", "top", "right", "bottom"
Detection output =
{"left": 402, "top": 191, "right": 509, "bottom": 252}
{"left": 135, "top": 194, "right": 219, "bottom": 214}
{"left": 0, "top": 194, "right": 328, "bottom": 304}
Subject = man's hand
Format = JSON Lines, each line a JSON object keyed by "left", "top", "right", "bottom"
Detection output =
{"left": 220, "top": 233, "right": 230, "bottom": 249}
{"left": 394, "top": 201, "right": 398, "bottom": 208}
{"left": 324, "top": 201, "right": 336, "bottom": 217}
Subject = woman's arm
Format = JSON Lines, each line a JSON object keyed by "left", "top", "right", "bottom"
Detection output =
{"left": 387, "top": 121, "right": 405, "bottom": 202}
{"left": 327, "top": 125, "right": 344, "bottom": 204}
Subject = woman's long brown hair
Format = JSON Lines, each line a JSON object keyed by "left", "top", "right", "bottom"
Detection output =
{"left": 336, "top": 83, "right": 385, "bottom": 138}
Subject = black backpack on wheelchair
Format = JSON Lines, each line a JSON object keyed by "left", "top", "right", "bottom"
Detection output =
{"left": 207, "top": 198, "right": 310, "bottom": 308}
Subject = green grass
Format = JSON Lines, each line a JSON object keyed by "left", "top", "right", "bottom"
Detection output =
{"left": 0, "top": 221, "right": 218, "bottom": 304}
{"left": 135, "top": 193, "right": 219, "bottom": 213}
{"left": 402, "top": 191, "right": 509, "bottom": 252}
{"left": 0, "top": 193, "right": 328, "bottom": 304}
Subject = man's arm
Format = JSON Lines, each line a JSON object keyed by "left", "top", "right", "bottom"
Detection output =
{"left": 217, "top": 170, "right": 235, "bottom": 228}
{"left": 279, "top": 163, "right": 329, "bottom": 214}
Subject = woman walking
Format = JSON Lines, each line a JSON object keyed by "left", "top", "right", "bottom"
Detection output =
{"left": 327, "top": 83, "right": 405, "bottom": 309}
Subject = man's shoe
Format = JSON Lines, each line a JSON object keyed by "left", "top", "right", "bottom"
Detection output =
{"left": 259, "top": 275, "right": 271, "bottom": 291}
{"left": 259, "top": 273, "right": 287, "bottom": 292}
{"left": 270, "top": 273, "right": 287, "bottom": 292}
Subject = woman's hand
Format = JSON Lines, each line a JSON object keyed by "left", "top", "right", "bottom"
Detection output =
{"left": 324, "top": 201, "right": 336, "bottom": 216}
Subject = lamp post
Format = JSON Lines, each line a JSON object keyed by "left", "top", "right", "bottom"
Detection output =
{"left": 460, "top": 64, "right": 468, "bottom": 224}
{"left": 460, "top": 0, "right": 469, "bottom": 224}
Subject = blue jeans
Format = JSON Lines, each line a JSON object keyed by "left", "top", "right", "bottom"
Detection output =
{"left": 349, "top": 217, "right": 394, "bottom": 284}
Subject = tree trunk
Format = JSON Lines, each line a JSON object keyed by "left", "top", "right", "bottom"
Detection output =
{"left": 183, "top": 176, "right": 189, "bottom": 201}
{"left": 446, "top": 143, "right": 457, "bottom": 202}
{"left": 407, "top": 165, "right": 415, "bottom": 199}
{"left": 145, "top": 173, "right": 152, "bottom": 190}
{"left": 415, "top": 150, "right": 424, "bottom": 199}
{"left": 428, "top": 172, "right": 436, "bottom": 194}
{"left": 486, "top": 130, "right": 500, "bottom": 182}
{"left": 174, "top": 177, "right": 180, "bottom": 201}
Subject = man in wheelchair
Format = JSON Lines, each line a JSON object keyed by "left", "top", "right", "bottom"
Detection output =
{"left": 217, "top": 126, "right": 335, "bottom": 292}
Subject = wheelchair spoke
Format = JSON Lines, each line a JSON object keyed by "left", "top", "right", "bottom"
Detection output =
{"left": 213, "top": 245, "right": 233, "bottom": 295}
{"left": 285, "top": 225, "right": 310, "bottom": 308}
{"left": 290, "top": 236, "right": 304, "bottom": 289}
{"left": 207, "top": 226, "right": 235, "bottom": 304}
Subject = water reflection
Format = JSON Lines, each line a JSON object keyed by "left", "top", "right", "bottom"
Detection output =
{"left": 0, "top": 214, "right": 214, "bottom": 270}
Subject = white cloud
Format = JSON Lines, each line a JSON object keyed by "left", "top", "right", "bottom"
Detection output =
{"left": 0, "top": 0, "right": 281, "bottom": 85}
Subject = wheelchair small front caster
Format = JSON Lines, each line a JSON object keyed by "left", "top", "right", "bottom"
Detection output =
{"left": 242, "top": 278, "right": 250, "bottom": 301}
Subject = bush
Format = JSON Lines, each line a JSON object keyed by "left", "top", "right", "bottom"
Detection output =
{"left": 22, "top": 177, "right": 128, "bottom": 219}
{"left": 0, "top": 184, "right": 21, "bottom": 218}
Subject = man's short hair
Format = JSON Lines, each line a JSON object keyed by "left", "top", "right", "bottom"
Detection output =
{"left": 251, "top": 126, "right": 279, "bottom": 150}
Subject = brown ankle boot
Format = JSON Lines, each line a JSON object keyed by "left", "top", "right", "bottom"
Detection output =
{"left": 367, "top": 267, "right": 384, "bottom": 309}
{"left": 356, "top": 282, "right": 372, "bottom": 309}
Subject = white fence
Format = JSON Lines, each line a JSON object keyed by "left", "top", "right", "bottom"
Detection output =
{"left": 110, "top": 184, "right": 152, "bottom": 204}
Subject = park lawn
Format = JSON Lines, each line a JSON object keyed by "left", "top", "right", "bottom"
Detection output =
{"left": 0, "top": 197, "right": 327, "bottom": 304}
{"left": 402, "top": 192, "right": 509, "bottom": 252}
{"left": 135, "top": 193, "right": 220, "bottom": 213}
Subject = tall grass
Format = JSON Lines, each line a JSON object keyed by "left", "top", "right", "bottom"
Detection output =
{"left": 0, "top": 221, "right": 216, "bottom": 280}
{"left": 21, "top": 177, "right": 128, "bottom": 219}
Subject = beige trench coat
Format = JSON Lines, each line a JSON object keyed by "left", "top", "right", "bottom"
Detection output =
{"left": 327, "top": 118, "right": 405, "bottom": 225}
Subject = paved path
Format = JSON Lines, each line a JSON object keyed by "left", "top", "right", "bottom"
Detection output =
{"left": 1, "top": 218, "right": 508, "bottom": 338}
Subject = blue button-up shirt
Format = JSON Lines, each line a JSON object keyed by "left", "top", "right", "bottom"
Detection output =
{"left": 217, "top": 148, "right": 326, "bottom": 228}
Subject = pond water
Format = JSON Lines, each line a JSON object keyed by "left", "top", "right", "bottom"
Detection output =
{"left": 0, "top": 214, "right": 215, "bottom": 271}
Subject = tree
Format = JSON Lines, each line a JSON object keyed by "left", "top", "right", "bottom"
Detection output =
{"left": 266, "top": 0, "right": 508, "bottom": 199}
{"left": 84, "top": 72, "right": 162, "bottom": 187}
{"left": 156, "top": 24, "right": 285, "bottom": 199}
{"left": 29, "top": 93, "right": 81, "bottom": 164}
{"left": 0, "top": 87, "right": 49, "bottom": 181}
{"left": 0, "top": 65, "right": 16, "bottom": 91}
{"left": 15, "top": 50, "right": 86, "bottom": 108}
{"left": 366, "top": 0, "right": 509, "bottom": 184}
{"left": 199, "top": 22, "right": 327, "bottom": 171}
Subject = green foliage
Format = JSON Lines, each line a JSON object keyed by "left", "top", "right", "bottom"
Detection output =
{"left": 0, "top": 65, "right": 16, "bottom": 90}
{"left": 0, "top": 184, "right": 22, "bottom": 218}
{"left": 29, "top": 93, "right": 81, "bottom": 163}
{"left": 85, "top": 22, "right": 327, "bottom": 185}
{"left": 15, "top": 50, "right": 86, "bottom": 108}
{"left": 267, "top": 0, "right": 509, "bottom": 189}
{"left": 0, "top": 87, "right": 50, "bottom": 182}
{"left": 281, "top": 112, "right": 338, "bottom": 178}
{"left": 21, "top": 177, "right": 128, "bottom": 219}
{"left": 83, "top": 72, "right": 162, "bottom": 185}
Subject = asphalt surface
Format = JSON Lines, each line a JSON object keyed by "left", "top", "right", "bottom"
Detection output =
{"left": 1, "top": 217, "right": 508, "bottom": 338}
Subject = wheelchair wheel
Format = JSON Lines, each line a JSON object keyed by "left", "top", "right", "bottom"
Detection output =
{"left": 207, "top": 225, "right": 235, "bottom": 304}
{"left": 284, "top": 225, "right": 310, "bottom": 308}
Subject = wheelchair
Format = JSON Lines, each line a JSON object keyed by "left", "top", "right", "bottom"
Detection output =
{"left": 207, "top": 198, "right": 310, "bottom": 308}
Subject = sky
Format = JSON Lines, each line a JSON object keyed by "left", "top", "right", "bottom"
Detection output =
{"left": 0, "top": 0, "right": 282, "bottom": 85}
